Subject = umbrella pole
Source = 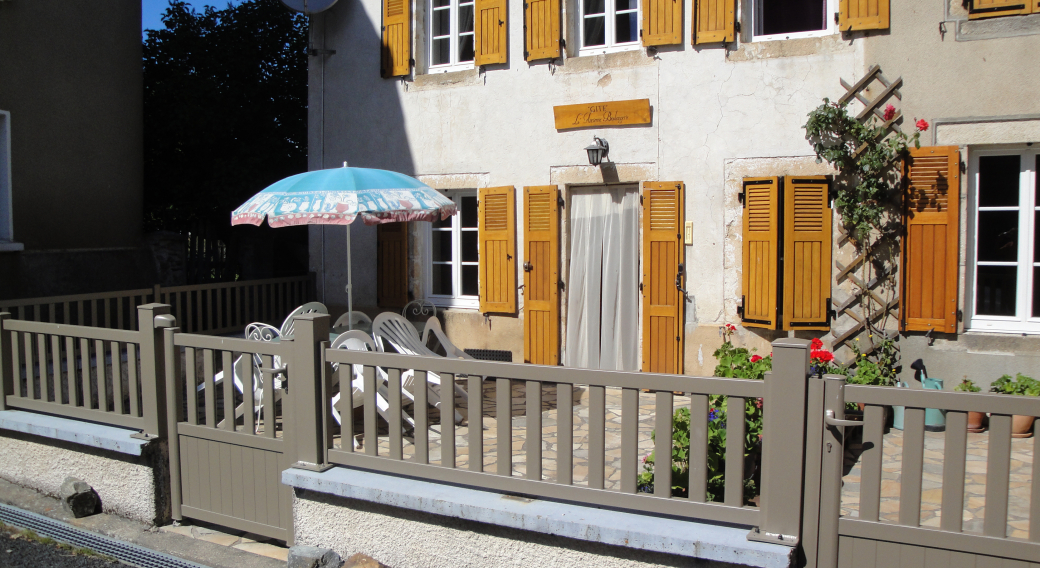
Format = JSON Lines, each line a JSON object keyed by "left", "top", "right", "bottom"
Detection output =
{"left": 346, "top": 224, "right": 353, "bottom": 331}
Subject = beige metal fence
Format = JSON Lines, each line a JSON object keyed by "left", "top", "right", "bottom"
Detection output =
{"left": 0, "top": 274, "right": 315, "bottom": 334}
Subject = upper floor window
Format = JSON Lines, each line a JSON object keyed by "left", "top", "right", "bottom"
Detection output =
{"left": 752, "top": 0, "right": 836, "bottom": 41}
{"left": 430, "top": 0, "right": 475, "bottom": 71}
{"left": 968, "top": 149, "right": 1040, "bottom": 334}
{"left": 427, "top": 190, "right": 480, "bottom": 308}
{"left": 580, "top": 0, "right": 640, "bottom": 54}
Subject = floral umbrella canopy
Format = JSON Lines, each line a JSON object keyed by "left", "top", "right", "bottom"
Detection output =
{"left": 232, "top": 166, "right": 456, "bottom": 327}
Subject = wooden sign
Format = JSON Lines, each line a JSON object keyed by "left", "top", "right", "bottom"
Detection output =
{"left": 553, "top": 99, "right": 652, "bottom": 130}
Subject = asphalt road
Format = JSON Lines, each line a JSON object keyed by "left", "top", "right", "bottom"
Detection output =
{"left": 0, "top": 528, "right": 125, "bottom": 567}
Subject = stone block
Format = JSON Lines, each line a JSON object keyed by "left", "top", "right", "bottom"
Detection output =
{"left": 60, "top": 477, "right": 99, "bottom": 518}
{"left": 343, "top": 553, "right": 383, "bottom": 568}
{"left": 288, "top": 545, "right": 343, "bottom": 568}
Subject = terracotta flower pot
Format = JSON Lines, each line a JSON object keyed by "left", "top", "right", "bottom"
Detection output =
{"left": 967, "top": 411, "right": 986, "bottom": 433}
{"left": 1012, "top": 415, "right": 1035, "bottom": 438}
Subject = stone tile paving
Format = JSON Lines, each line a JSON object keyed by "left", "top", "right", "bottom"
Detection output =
{"left": 159, "top": 522, "right": 289, "bottom": 562}
{"left": 840, "top": 428, "right": 1035, "bottom": 539}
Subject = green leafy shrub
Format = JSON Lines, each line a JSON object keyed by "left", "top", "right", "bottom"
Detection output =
{"left": 845, "top": 336, "right": 897, "bottom": 387}
{"left": 991, "top": 374, "right": 1039, "bottom": 397}
{"left": 955, "top": 379, "right": 981, "bottom": 393}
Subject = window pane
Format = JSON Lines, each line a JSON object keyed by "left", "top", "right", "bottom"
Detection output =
{"left": 616, "top": 11, "right": 638, "bottom": 43}
{"left": 615, "top": 0, "right": 637, "bottom": 10}
{"left": 758, "top": 0, "right": 825, "bottom": 36}
{"left": 461, "top": 195, "right": 478, "bottom": 228}
{"left": 584, "top": 0, "right": 605, "bottom": 15}
{"left": 976, "top": 265, "right": 1018, "bottom": 316}
{"left": 432, "top": 230, "right": 453, "bottom": 262}
{"left": 461, "top": 265, "right": 479, "bottom": 296}
{"left": 432, "top": 37, "right": 451, "bottom": 65}
{"left": 459, "top": 4, "right": 474, "bottom": 33}
{"left": 977, "top": 211, "right": 1018, "bottom": 262}
{"left": 432, "top": 264, "right": 453, "bottom": 296}
{"left": 433, "top": 212, "right": 452, "bottom": 229}
{"left": 978, "top": 155, "right": 1021, "bottom": 207}
{"left": 461, "top": 230, "right": 478, "bottom": 262}
{"left": 432, "top": 8, "right": 450, "bottom": 36}
{"left": 1033, "top": 267, "right": 1040, "bottom": 318}
{"left": 459, "top": 34, "right": 475, "bottom": 63}
{"left": 584, "top": 15, "right": 606, "bottom": 46}
{"left": 433, "top": 0, "right": 450, "bottom": 7}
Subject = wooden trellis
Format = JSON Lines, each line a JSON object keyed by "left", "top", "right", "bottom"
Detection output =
{"left": 825, "top": 65, "right": 904, "bottom": 368}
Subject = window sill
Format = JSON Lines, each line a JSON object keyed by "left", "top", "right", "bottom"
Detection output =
{"left": 0, "top": 240, "right": 24, "bottom": 252}
{"left": 956, "top": 12, "right": 1040, "bottom": 41}
{"left": 557, "top": 48, "right": 655, "bottom": 74}
{"left": 726, "top": 33, "right": 852, "bottom": 63}
{"left": 412, "top": 68, "right": 481, "bottom": 91}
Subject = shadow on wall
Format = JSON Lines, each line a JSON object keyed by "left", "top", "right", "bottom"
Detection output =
{"left": 312, "top": 3, "right": 415, "bottom": 313}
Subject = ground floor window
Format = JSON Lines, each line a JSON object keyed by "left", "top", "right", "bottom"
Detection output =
{"left": 752, "top": 0, "right": 835, "bottom": 41}
{"left": 968, "top": 148, "right": 1040, "bottom": 334}
{"left": 426, "top": 190, "right": 480, "bottom": 309}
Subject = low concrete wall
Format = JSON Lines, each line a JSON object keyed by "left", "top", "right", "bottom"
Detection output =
{"left": 0, "top": 429, "right": 169, "bottom": 525}
{"left": 293, "top": 488, "right": 755, "bottom": 568}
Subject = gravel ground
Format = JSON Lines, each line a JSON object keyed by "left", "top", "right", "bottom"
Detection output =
{"left": 0, "top": 523, "right": 125, "bottom": 568}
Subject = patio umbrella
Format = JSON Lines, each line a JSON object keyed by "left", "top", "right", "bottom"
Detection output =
{"left": 231, "top": 165, "right": 456, "bottom": 328}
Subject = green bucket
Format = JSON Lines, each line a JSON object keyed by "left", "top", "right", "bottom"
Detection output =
{"left": 892, "top": 378, "right": 946, "bottom": 431}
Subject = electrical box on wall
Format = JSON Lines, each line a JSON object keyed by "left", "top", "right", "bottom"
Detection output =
{"left": 684, "top": 222, "right": 693, "bottom": 245}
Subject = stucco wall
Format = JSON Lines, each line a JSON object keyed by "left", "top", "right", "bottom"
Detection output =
{"left": 0, "top": 430, "right": 168, "bottom": 525}
{"left": 293, "top": 488, "right": 740, "bottom": 568}
{"left": 307, "top": 0, "right": 863, "bottom": 365}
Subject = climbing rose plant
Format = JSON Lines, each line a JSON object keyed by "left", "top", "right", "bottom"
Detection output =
{"left": 803, "top": 99, "right": 928, "bottom": 239}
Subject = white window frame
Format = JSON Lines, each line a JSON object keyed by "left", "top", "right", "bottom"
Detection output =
{"left": 577, "top": 0, "right": 641, "bottom": 55}
{"left": 428, "top": 0, "right": 476, "bottom": 73}
{"left": 966, "top": 147, "right": 1040, "bottom": 334}
{"left": 425, "top": 190, "right": 480, "bottom": 309}
{"left": 750, "top": 0, "right": 837, "bottom": 42}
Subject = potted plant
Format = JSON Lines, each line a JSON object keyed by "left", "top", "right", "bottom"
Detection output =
{"left": 990, "top": 373, "right": 1039, "bottom": 438}
{"left": 955, "top": 379, "right": 986, "bottom": 433}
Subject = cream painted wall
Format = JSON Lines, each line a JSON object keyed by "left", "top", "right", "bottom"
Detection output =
{"left": 308, "top": 1, "right": 863, "bottom": 363}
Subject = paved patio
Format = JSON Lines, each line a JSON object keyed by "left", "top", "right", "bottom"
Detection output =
{"left": 332, "top": 379, "right": 1035, "bottom": 539}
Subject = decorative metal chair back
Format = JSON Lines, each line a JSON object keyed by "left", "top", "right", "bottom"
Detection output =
{"left": 279, "top": 302, "right": 328, "bottom": 339}
{"left": 401, "top": 300, "right": 437, "bottom": 322}
{"left": 371, "top": 312, "right": 437, "bottom": 356}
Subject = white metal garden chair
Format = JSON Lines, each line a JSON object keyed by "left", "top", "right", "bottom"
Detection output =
{"left": 204, "top": 322, "right": 282, "bottom": 432}
{"left": 371, "top": 312, "right": 468, "bottom": 422}
{"left": 329, "top": 331, "right": 414, "bottom": 449}
{"left": 332, "top": 311, "right": 372, "bottom": 333}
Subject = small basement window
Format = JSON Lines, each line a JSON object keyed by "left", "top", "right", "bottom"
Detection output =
{"left": 752, "top": 0, "right": 836, "bottom": 41}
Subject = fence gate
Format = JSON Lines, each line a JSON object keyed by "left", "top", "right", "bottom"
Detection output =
{"left": 162, "top": 323, "right": 297, "bottom": 543}
{"left": 803, "top": 374, "right": 1040, "bottom": 568}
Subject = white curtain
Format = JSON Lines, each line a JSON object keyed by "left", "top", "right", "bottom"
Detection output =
{"left": 564, "top": 187, "right": 639, "bottom": 371}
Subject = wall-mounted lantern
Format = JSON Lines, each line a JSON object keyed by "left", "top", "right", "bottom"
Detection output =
{"left": 584, "top": 136, "right": 609, "bottom": 166}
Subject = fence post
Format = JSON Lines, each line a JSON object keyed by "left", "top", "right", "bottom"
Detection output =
{"left": 750, "top": 337, "right": 811, "bottom": 547}
{"left": 0, "top": 313, "right": 11, "bottom": 412}
{"left": 288, "top": 312, "right": 331, "bottom": 471}
{"left": 136, "top": 304, "right": 172, "bottom": 440}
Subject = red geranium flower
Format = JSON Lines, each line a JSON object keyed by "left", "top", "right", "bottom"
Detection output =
{"left": 811, "top": 350, "right": 834, "bottom": 363}
{"left": 750, "top": 355, "right": 762, "bottom": 363}
{"left": 811, "top": 337, "right": 823, "bottom": 349}
{"left": 882, "top": 104, "right": 896, "bottom": 122}
{"left": 916, "top": 119, "right": 929, "bottom": 132}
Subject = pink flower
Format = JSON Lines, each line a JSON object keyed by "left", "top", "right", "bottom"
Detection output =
{"left": 750, "top": 355, "right": 762, "bottom": 363}
{"left": 882, "top": 105, "right": 895, "bottom": 122}
{"left": 810, "top": 337, "right": 824, "bottom": 349}
{"left": 916, "top": 119, "right": 929, "bottom": 132}
{"left": 755, "top": 398, "right": 763, "bottom": 409}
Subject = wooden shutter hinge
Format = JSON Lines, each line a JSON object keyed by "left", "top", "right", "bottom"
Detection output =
{"left": 734, "top": 21, "right": 741, "bottom": 32}
{"left": 409, "top": 58, "right": 415, "bottom": 66}
{"left": 560, "top": 38, "right": 566, "bottom": 48}
{"left": 558, "top": 195, "right": 565, "bottom": 208}
{"left": 559, "top": 280, "right": 566, "bottom": 291}
{"left": 524, "top": 50, "right": 529, "bottom": 58}
{"left": 737, "top": 296, "right": 745, "bottom": 319}
{"left": 827, "top": 298, "right": 836, "bottom": 323}
{"left": 957, "top": 309, "right": 963, "bottom": 322}
{"left": 834, "top": 12, "right": 840, "bottom": 24}
{"left": 738, "top": 191, "right": 746, "bottom": 207}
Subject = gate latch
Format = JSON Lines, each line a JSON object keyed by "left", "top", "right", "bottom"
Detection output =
{"left": 824, "top": 409, "right": 861, "bottom": 428}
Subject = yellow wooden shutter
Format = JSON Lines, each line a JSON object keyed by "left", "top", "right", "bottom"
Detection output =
{"left": 741, "top": 177, "right": 779, "bottom": 329}
{"left": 377, "top": 223, "right": 409, "bottom": 308}
{"left": 525, "top": 0, "right": 560, "bottom": 60}
{"left": 693, "top": 0, "right": 735, "bottom": 44}
{"left": 838, "top": 0, "right": 889, "bottom": 31}
{"left": 901, "top": 147, "right": 960, "bottom": 333}
{"left": 479, "top": 186, "right": 517, "bottom": 314}
{"left": 642, "top": 0, "right": 683, "bottom": 46}
{"left": 782, "top": 176, "right": 832, "bottom": 331}
{"left": 969, "top": 0, "right": 1033, "bottom": 19}
{"left": 381, "top": 0, "right": 412, "bottom": 77}
{"left": 475, "top": 0, "right": 508, "bottom": 65}
{"left": 523, "top": 186, "right": 559, "bottom": 365}
{"left": 641, "top": 182, "right": 684, "bottom": 374}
